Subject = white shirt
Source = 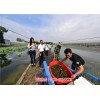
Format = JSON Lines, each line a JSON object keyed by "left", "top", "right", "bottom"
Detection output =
{"left": 38, "top": 44, "right": 45, "bottom": 52}
{"left": 48, "top": 44, "right": 51, "bottom": 48}
{"left": 44, "top": 44, "right": 49, "bottom": 50}
{"left": 28, "top": 43, "right": 36, "bottom": 51}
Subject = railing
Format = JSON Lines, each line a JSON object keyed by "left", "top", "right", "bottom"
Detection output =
{"left": 43, "top": 61, "right": 55, "bottom": 85}
{"left": 82, "top": 72, "right": 100, "bottom": 84}
{"left": 69, "top": 68, "right": 100, "bottom": 84}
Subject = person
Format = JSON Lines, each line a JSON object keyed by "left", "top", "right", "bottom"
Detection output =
{"left": 62, "top": 48, "right": 85, "bottom": 79}
{"left": 48, "top": 44, "right": 52, "bottom": 53}
{"left": 28, "top": 37, "right": 37, "bottom": 66}
{"left": 38, "top": 40, "right": 45, "bottom": 66}
{"left": 44, "top": 42, "right": 49, "bottom": 56}
{"left": 53, "top": 45, "right": 61, "bottom": 60}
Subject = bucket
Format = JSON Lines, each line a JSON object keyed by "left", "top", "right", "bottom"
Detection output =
{"left": 49, "top": 60, "right": 73, "bottom": 84}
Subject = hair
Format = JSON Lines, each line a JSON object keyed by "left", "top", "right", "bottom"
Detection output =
{"left": 64, "top": 48, "right": 72, "bottom": 54}
{"left": 40, "top": 40, "right": 43, "bottom": 43}
{"left": 57, "top": 45, "right": 61, "bottom": 49}
{"left": 30, "top": 37, "right": 34, "bottom": 46}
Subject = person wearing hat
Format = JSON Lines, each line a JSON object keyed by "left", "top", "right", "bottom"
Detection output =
{"left": 53, "top": 44, "right": 61, "bottom": 60}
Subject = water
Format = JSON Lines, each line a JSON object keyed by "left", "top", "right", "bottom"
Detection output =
{"left": 0, "top": 46, "right": 100, "bottom": 85}
{"left": 0, "top": 50, "right": 30, "bottom": 85}
{"left": 60, "top": 46, "right": 100, "bottom": 78}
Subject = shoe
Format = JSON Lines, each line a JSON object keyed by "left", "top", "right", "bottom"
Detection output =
{"left": 31, "top": 64, "right": 34, "bottom": 66}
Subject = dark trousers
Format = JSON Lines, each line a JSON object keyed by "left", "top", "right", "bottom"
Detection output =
{"left": 45, "top": 50, "right": 49, "bottom": 56}
{"left": 39, "top": 52, "right": 44, "bottom": 66}
{"left": 29, "top": 50, "right": 36, "bottom": 64}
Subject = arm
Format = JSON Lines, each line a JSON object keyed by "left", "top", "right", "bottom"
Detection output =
{"left": 38, "top": 45, "right": 41, "bottom": 56}
{"left": 28, "top": 43, "right": 32, "bottom": 49}
{"left": 53, "top": 47, "right": 56, "bottom": 60}
{"left": 53, "top": 52, "right": 56, "bottom": 60}
{"left": 71, "top": 65, "right": 84, "bottom": 79}
{"left": 35, "top": 43, "right": 37, "bottom": 48}
{"left": 38, "top": 48, "right": 41, "bottom": 56}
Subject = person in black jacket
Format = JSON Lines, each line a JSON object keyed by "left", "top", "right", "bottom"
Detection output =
{"left": 62, "top": 48, "right": 85, "bottom": 79}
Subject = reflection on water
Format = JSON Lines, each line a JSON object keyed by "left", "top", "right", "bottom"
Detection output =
{"left": 0, "top": 50, "right": 30, "bottom": 85}
{"left": 0, "top": 54, "right": 12, "bottom": 67}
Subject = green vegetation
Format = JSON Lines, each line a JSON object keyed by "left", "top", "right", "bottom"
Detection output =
{"left": 16, "top": 51, "right": 23, "bottom": 56}
{"left": 0, "top": 45, "right": 27, "bottom": 67}
{"left": 0, "top": 45, "right": 27, "bottom": 55}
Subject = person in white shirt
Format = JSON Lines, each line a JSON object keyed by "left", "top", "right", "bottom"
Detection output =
{"left": 48, "top": 44, "right": 52, "bottom": 53}
{"left": 28, "top": 37, "right": 37, "bottom": 66}
{"left": 44, "top": 42, "right": 49, "bottom": 56}
{"left": 38, "top": 40, "right": 45, "bottom": 66}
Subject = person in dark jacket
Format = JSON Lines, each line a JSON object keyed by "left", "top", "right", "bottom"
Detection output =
{"left": 62, "top": 48, "right": 85, "bottom": 79}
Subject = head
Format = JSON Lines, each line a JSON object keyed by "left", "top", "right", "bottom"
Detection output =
{"left": 57, "top": 45, "right": 61, "bottom": 49}
{"left": 30, "top": 37, "right": 34, "bottom": 45}
{"left": 64, "top": 48, "right": 72, "bottom": 58}
{"left": 40, "top": 40, "right": 43, "bottom": 44}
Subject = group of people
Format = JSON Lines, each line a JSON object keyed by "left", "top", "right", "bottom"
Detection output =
{"left": 28, "top": 37, "right": 51, "bottom": 66}
{"left": 28, "top": 37, "right": 85, "bottom": 80}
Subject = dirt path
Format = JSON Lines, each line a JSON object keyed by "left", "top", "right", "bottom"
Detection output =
{"left": 20, "top": 52, "right": 53, "bottom": 85}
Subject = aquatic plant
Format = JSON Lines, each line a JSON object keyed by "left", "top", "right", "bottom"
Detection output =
{"left": 0, "top": 45, "right": 27, "bottom": 54}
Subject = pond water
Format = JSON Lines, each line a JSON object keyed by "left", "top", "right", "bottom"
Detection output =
{"left": 0, "top": 46, "right": 100, "bottom": 85}
{"left": 0, "top": 50, "right": 30, "bottom": 85}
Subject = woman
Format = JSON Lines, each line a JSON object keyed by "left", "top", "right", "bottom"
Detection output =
{"left": 28, "top": 37, "right": 37, "bottom": 66}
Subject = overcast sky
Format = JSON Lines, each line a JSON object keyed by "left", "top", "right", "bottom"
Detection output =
{"left": 0, "top": 14, "right": 100, "bottom": 43}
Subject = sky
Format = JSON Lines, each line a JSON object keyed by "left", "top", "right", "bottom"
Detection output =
{"left": 0, "top": 14, "right": 100, "bottom": 43}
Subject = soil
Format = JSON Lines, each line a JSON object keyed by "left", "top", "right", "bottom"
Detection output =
{"left": 21, "top": 65, "right": 37, "bottom": 85}
{"left": 20, "top": 51, "right": 53, "bottom": 85}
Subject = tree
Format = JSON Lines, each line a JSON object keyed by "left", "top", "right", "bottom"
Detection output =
{"left": 0, "top": 26, "right": 8, "bottom": 46}
{"left": 16, "top": 38, "right": 23, "bottom": 42}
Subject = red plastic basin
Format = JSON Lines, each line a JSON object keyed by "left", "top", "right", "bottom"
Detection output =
{"left": 49, "top": 60, "right": 73, "bottom": 85}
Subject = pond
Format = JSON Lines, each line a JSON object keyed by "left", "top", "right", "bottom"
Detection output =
{"left": 0, "top": 50, "right": 30, "bottom": 85}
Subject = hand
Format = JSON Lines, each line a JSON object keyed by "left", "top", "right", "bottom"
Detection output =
{"left": 71, "top": 74, "right": 77, "bottom": 80}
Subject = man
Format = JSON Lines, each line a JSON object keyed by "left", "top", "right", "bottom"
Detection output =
{"left": 62, "top": 48, "right": 85, "bottom": 79}
{"left": 48, "top": 44, "right": 52, "bottom": 53}
{"left": 38, "top": 40, "right": 45, "bottom": 66}
{"left": 53, "top": 45, "right": 61, "bottom": 60}
{"left": 44, "top": 42, "right": 49, "bottom": 56}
